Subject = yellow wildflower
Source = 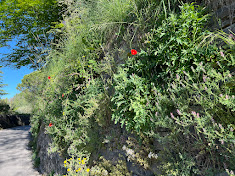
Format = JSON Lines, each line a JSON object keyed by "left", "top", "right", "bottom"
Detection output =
{"left": 82, "top": 160, "right": 85, "bottom": 164}
{"left": 83, "top": 56, "right": 85, "bottom": 58}
{"left": 78, "top": 158, "right": 81, "bottom": 160}
{"left": 86, "top": 168, "right": 90, "bottom": 172}
{"left": 84, "top": 158, "right": 86, "bottom": 160}
{"left": 63, "top": 112, "right": 65, "bottom": 115}
{"left": 79, "top": 162, "right": 81, "bottom": 164}
{"left": 67, "top": 168, "right": 70, "bottom": 172}
{"left": 78, "top": 168, "right": 81, "bottom": 171}
{"left": 76, "top": 170, "right": 78, "bottom": 172}
{"left": 64, "top": 160, "right": 67, "bottom": 163}
{"left": 64, "top": 164, "right": 67, "bottom": 167}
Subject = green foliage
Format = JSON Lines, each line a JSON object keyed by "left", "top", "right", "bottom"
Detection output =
{"left": 112, "top": 68, "right": 164, "bottom": 133}
{"left": 159, "top": 152, "right": 200, "bottom": 176}
{"left": 19, "top": 0, "right": 234, "bottom": 175}
{"left": 0, "top": 0, "right": 65, "bottom": 69}
{"left": 9, "top": 92, "right": 33, "bottom": 114}
{"left": 158, "top": 64, "right": 235, "bottom": 174}
{"left": 32, "top": 150, "right": 40, "bottom": 168}
{"left": 111, "top": 2, "right": 235, "bottom": 175}
{"left": 112, "top": 2, "right": 212, "bottom": 135}
{"left": 0, "top": 68, "right": 9, "bottom": 114}
{"left": 90, "top": 157, "right": 132, "bottom": 176}
{"left": 16, "top": 70, "right": 45, "bottom": 93}
{"left": 0, "top": 99, "right": 10, "bottom": 114}
{"left": 0, "top": 67, "right": 7, "bottom": 97}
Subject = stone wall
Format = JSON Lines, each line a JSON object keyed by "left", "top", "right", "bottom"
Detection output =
{"left": 205, "top": 0, "right": 235, "bottom": 33}
{"left": 36, "top": 121, "right": 67, "bottom": 175}
{"left": 35, "top": 119, "right": 163, "bottom": 176}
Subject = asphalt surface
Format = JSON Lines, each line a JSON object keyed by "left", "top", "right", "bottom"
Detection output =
{"left": 0, "top": 125, "right": 41, "bottom": 176}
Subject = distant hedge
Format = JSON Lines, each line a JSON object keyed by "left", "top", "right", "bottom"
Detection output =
{"left": 0, "top": 114, "right": 30, "bottom": 129}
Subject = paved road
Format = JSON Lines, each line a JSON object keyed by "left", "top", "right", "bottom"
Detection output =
{"left": 0, "top": 126, "right": 41, "bottom": 176}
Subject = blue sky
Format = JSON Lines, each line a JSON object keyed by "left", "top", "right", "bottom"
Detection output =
{"left": 0, "top": 40, "right": 34, "bottom": 99}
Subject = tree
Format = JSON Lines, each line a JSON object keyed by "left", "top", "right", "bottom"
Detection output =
{"left": 16, "top": 70, "right": 45, "bottom": 95}
{"left": 8, "top": 92, "right": 33, "bottom": 114}
{"left": 0, "top": 66, "right": 7, "bottom": 97}
{"left": 16, "top": 70, "right": 45, "bottom": 113}
{"left": 0, "top": 0, "right": 66, "bottom": 69}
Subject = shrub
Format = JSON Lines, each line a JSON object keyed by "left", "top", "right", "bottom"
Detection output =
{"left": 112, "top": 2, "right": 214, "bottom": 135}
{"left": 111, "top": 2, "right": 235, "bottom": 175}
{"left": 0, "top": 100, "right": 10, "bottom": 113}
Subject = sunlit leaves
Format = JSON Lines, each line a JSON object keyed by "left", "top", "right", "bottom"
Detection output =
{"left": 0, "top": 0, "right": 65, "bottom": 69}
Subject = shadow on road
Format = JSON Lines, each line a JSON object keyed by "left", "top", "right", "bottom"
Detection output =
{"left": 0, "top": 125, "right": 41, "bottom": 176}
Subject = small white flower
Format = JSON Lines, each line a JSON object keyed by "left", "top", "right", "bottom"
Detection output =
{"left": 148, "top": 152, "right": 158, "bottom": 159}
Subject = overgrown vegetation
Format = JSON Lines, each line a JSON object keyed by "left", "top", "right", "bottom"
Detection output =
{"left": 10, "top": 0, "right": 235, "bottom": 175}
{"left": 0, "top": 0, "right": 66, "bottom": 69}
{"left": 0, "top": 67, "right": 9, "bottom": 115}
{"left": 0, "top": 67, "right": 7, "bottom": 97}
{"left": 7, "top": 92, "right": 33, "bottom": 114}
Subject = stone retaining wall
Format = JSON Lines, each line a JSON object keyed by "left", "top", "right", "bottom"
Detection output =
{"left": 205, "top": 0, "right": 235, "bottom": 33}
{"left": 36, "top": 121, "right": 67, "bottom": 175}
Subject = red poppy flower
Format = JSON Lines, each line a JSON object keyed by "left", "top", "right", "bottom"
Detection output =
{"left": 131, "top": 49, "right": 137, "bottom": 55}
{"left": 62, "top": 94, "right": 64, "bottom": 97}
{"left": 48, "top": 76, "right": 51, "bottom": 80}
{"left": 49, "top": 123, "right": 53, "bottom": 127}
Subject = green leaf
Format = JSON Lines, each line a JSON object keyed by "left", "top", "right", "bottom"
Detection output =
{"left": 87, "top": 47, "right": 95, "bottom": 50}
